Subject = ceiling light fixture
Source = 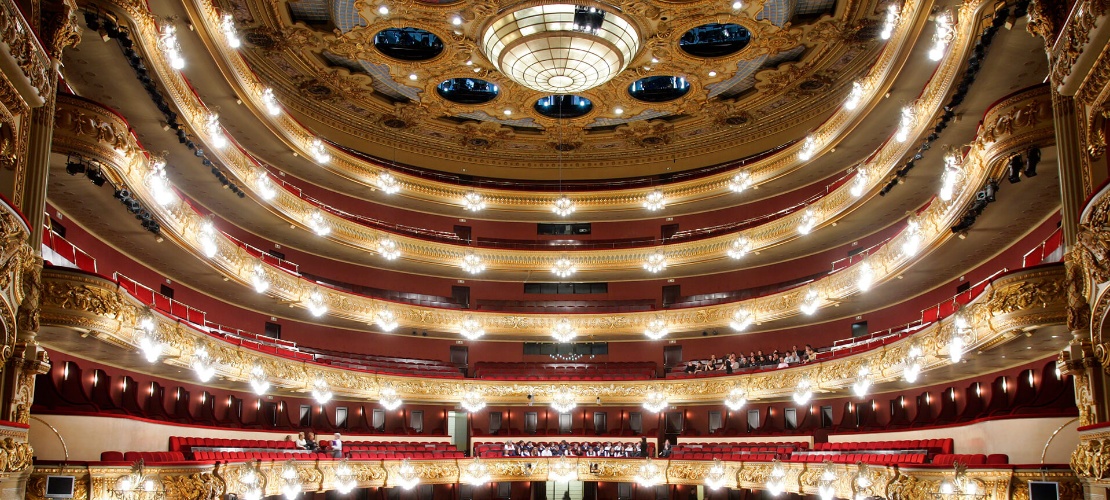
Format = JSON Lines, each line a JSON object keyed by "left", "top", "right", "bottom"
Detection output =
{"left": 551, "top": 256, "right": 577, "bottom": 278}
{"left": 845, "top": 81, "right": 865, "bottom": 110}
{"left": 730, "top": 308, "right": 754, "bottom": 331}
{"left": 895, "top": 104, "right": 916, "bottom": 143}
{"left": 729, "top": 171, "right": 753, "bottom": 193}
{"left": 306, "top": 209, "right": 331, "bottom": 236}
{"left": 551, "top": 318, "right": 578, "bottom": 343}
{"left": 205, "top": 113, "right": 228, "bottom": 149}
{"left": 461, "top": 251, "right": 486, "bottom": 274}
{"left": 250, "top": 262, "right": 270, "bottom": 293}
{"left": 310, "top": 378, "right": 333, "bottom": 404}
{"left": 191, "top": 345, "right": 216, "bottom": 382}
{"left": 642, "top": 389, "right": 668, "bottom": 413}
{"left": 375, "top": 308, "right": 399, "bottom": 332}
{"left": 249, "top": 364, "right": 270, "bottom": 395}
{"left": 159, "top": 24, "right": 185, "bottom": 69}
{"left": 220, "top": 14, "right": 241, "bottom": 48}
{"left": 304, "top": 287, "right": 328, "bottom": 317}
{"left": 724, "top": 386, "right": 747, "bottom": 410}
{"left": 929, "top": 11, "right": 954, "bottom": 61}
{"left": 643, "top": 189, "right": 666, "bottom": 211}
{"left": 309, "top": 138, "right": 330, "bottom": 164}
{"left": 800, "top": 287, "right": 821, "bottom": 315}
{"left": 798, "top": 135, "right": 819, "bottom": 161}
{"left": 551, "top": 387, "right": 578, "bottom": 413}
{"left": 459, "top": 315, "right": 485, "bottom": 340}
{"left": 797, "top": 209, "right": 819, "bottom": 235}
{"left": 462, "top": 190, "right": 486, "bottom": 212}
{"left": 850, "top": 167, "right": 868, "bottom": 197}
{"left": 378, "top": 171, "right": 401, "bottom": 194}
{"left": 727, "top": 235, "right": 752, "bottom": 259}
{"left": 793, "top": 378, "right": 814, "bottom": 405}
{"left": 378, "top": 238, "right": 401, "bottom": 260}
{"left": 260, "top": 88, "right": 281, "bottom": 116}
{"left": 643, "top": 251, "right": 667, "bottom": 273}
{"left": 644, "top": 317, "right": 669, "bottom": 340}
{"left": 880, "top": 4, "right": 900, "bottom": 40}
{"left": 198, "top": 219, "right": 219, "bottom": 258}
{"left": 857, "top": 260, "right": 875, "bottom": 292}
{"left": 379, "top": 382, "right": 403, "bottom": 410}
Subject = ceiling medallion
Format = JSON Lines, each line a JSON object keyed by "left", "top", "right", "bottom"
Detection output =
{"left": 481, "top": 4, "right": 640, "bottom": 93}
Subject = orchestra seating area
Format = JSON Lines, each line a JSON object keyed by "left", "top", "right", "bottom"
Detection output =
{"left": 473, "top": 362, "right": 657, "bottom": 380}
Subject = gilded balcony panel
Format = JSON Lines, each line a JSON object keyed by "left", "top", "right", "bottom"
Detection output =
{"left": 25, "top": 459, "right": 1082, "bottom": 500}
{"left": 37, "top": 264, "right": 1065, "bottom": 406}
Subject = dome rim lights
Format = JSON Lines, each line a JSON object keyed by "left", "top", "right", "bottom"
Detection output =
{"left": 481, "top": 4, "right": 641, "bottom": 94}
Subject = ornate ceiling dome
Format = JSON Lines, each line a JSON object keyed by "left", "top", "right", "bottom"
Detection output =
{"left": 480, "top": 3, "right": 640, "bottom": 93}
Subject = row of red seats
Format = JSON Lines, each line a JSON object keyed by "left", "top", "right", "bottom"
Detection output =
{"left": 789, "top": 453, "right": 927, "bottom": 465}
{"left": 99, "top": 451, "right": 187, "bottom": 463}
{"left": 812, "top": 439, "right": 953, "bottom": 454}
{"left": 193, "top": 451, "right": 330, "bottom": 461}
{"left": 346, "top": 442, "right": 455, "bottom": 451}
{"left": 170, "top": 436, "right": 296, "bottom": 451}
{"left": 349, "top": 451, "right": 466, "bottom": 459}
{"left": 671, "top": 452, "right": 782, "bottom": 461}
{"left": 673, "top": 443, "right": 805, "bottom": 453}
{"left": 933, "top": 454, "right": 1009, "bottom": 465}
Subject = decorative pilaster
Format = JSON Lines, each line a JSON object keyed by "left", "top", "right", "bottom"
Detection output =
{"left": 1054, "top": 92, "right": 1092, "bottom": 245}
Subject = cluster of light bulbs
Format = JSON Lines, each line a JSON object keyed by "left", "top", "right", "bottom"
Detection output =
{"left": 250, "top": 262, "right": 269, "bottom": 293}
{"left": 198, "top": 220, "right": 219, "bottom": 258}
{"left": 643, "top": 317, "right": 668, "bottom": 340}
{"left": 159, "top": 24, "right": 186, "bottom": 70}
{"left": 642, "top": 390, "right": 669, "bottom": 412}
{"left": 929, "top": 11, "right": 955, "bottom": 61}
{"left": 553, "top": 195, "right": 576, "bottom": 217}
{"left": 379, "top": 382, "right": 403, "bottom": 410}
{"left": 304, "top": 287, "right": 328, "bottom": 317}
{"left": 260, "top": 88, "right": 281, "bottom": 116}
{"left": 192, "top": 345, "right": 216, "bottom": 382}
{"left": 461, "top": 252, "right": 486, "bottom": 274}
{"left": 205, "top": 113, "right": 228, "bottom": 149}
{"left": 643, "top": 251, "right": 667, "bottom": 273}
{"left": 727, "top": 235, "right": 752, "bottom": 259}
{"left": 551, "top": 256, "right": 577, "bottom": 278}
{"left": 798, "top": 135, "right": 819, "bottom": 161}
{"left": 375, "top": 308, "right": 399, "bottom": 332}
{"left": 306, "top": 209, "right": 331, "bottom": 236}
{"left": 551, "top": 388, "right": 578, "bottom": 413}
{"left": 462, "top": 191, "right": 486, "bottom": 212}
{"left": 309, "top": 138, "right": 330, "bottom": 164}
{"left": 939, "top": 150, "right": 963, "bottom": 201}
{"left": 220, "top": 14, "right": 240, "bottom": 48}
{"left": 797, "top": 209, "right": 819, "bottom": 235}
{"left": 460, "top": 389, "right": 486, "bottom": 412}
{"left": 146, "top": 159, "right": 177, "bottom": 207}
{"left": 378, "top": 238, "right": 401, "bottom": 260}
{"left": 378, "top": 171, "right": 401, "bottom": 194}
{"left": 551, "top": 318, "right": 578, "bottom": 343}
{"left": 730, "top": 308, "right": 754, "bottom": 331}
{"left": 729, "top": 171, "right": 753, "bottom": 193}
{"left": 459, "top": 315, "right": 485, "bottom": 340}
{"left": 255, "top": 174, "right": 277, "bottom": 200}
{"left": 643, "top": 189, "right": 666, "bottom": 211}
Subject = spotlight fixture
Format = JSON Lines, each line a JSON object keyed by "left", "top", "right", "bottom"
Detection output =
{"left": 378, "top": 171, "right": 401, "bottom": 194}
{"left": 1007, "top": 154, "right": 1023, "bottom": 183}
{"left": 304, "top": 287, "right": 328, "bottom": 317}
{"left": 797, "top": 209, "right": 819, "bottom": 235}
{"left": 250, "top": 262, "right": 270, "bottom": 293}
{"left": 850, "top": 167, "right": 868, "bottom": 197}
{"left": 65, "top": 157, "right": 86, "bottom": 176}
{"left": 727, "top": 235, "right": 752, "bottom": 259}
{"left": 844, "top": 81, "right": 865, "bottom": 110}
{"left": 880, "top": 4, "right": 899, "bottom": 40}
{"left": 729, "top": 171, "right": 753, "bottom": 192}
{"left": 248, "top": 364, "right": 270, "bottom": 395}
{"left": 377, "top": 237, "right": 401, "bottom": 260}
{"left": 928, "top": 11, "right": 955, "bottom": 61}
{"left": 643, "top": 189, "right": 666, "bottom": 211}
{"left": 306, "top": 209, "right": 331, "bottom": 236}
{"left": 309, "top": 138, "right": 331, "bottom": 163}
{"left": 460, "top": 251, "right": 486, "bottom": 274}
{"left": 643, "top": 317, "right": 668, "bottom": 340}
{"left": 459, "top": 315, "right": 485, "bottom": 340}
{"left": 642, "top": 251, "right": 667, "bottom": 273}
{"left": 462, "top": 190, "right": 486, "bottom": 212}
{"left": 159, "top": 24, "right": 185, "bottom": 69}
{"left": 730, "top": 308, "right": 754, "bottom": 331}
{"left": 310, "top": 378, "right": 333, "bottom": 404}
{"left": 798, "top": 135, "right": 819, "bottom": 161}
{"left": 260, "top": 88, "right": 281, "bottom": 116}
{"left": 220, "top": 14, "right": 241, "bottom": 48}
{"left": 375, "top": 308, "right": 399, "bottom": 332}
{"left": 723, "top": 386, "right": 747, "bottom": 411}
{"left": 551, "top": 256, "right": 577, "bottom": 278}
{"left": 378, "top": 382, "right": 403, "bottom": 410}
{"left": 552, "top": 195, "right": 576, "bottom": 217}
{"left": 1024, "top": 147, "right": 1040, "bottom": 177}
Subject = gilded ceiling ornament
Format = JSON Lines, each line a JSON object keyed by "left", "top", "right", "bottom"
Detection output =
{"left": 616, "top": 120, "right": 674, "bottom": 148}
{"left": 243, "top": 25, "right": 320, "bottom": 52}
{"left": 294, "top": 70, "right": 373, "bottom": 103}
{"left": 377, "top": 102, "right": 426, "bottom": 130}
{"left": 457, "top": 121, "right": 514, "bottom": 150}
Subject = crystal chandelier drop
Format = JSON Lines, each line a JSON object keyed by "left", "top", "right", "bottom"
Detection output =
{"left": 280, "top": 460, "right": 302, "bottom": 500}
{"left": 818, "top": 461, "right": 839, "bottom": 500}
{"left": 903, "top": 344, "right": 926, "bottom": 383}
{"left": 798, "top": 135, "right": 819, "bottom": 161}
{"left": 949, "top": 331, "right": 966, "bottom": 363}
{"left": 250, "top": 263, "right": 269, "bottom": 294}
{"left": 309, "top": 138, "right": 330, "bottom": 164}
{"left": 551, "top": 256, "right": 577, "bottom": 278}
{"left": 880, "top": 4, "right": 900, "bottom": 40}
{"left": 724, "top": 386, "right": 748, "bottom": 411}
{"left": 256, "top": 173, "right": 277, "bottom": 200}
{"left": 198, "top": 220, "right": 219, "bottom": 258}
{"left": 928, "top": 11, "right": 955, "bottom": 61}
{"left": 260, "top": 88, "right": 281, "bottom": 116}
{"left": 146, "top": 159, "right": 177, "bottom": 207}
{"left": 159, "top": 24, "right": 185, "bottom": 69}
{"left": 462, "top": 457, "right": 491, "bottom": 486}
{"left": 551, "top": 388, "right": 578, "bottom": 413}
{"left": 375, "top": 309, "right": 398, "bottom": 332}
{"left": 205, "top": 113, "right": 228, "bottom": 149}
{"left": 635, "top": 458, "right": 663, "bottom": 487}
{"left": 378, "top": 238, "right": 401, "bottom": 260}
{"left": 643, "top": 189, "right": 666, "bottom": 211}
{"left": 643, "top": 317, "right": 668, "bottom": 340}
{"left": 799, "top": 287, "right": 821, "bottom": 315}
{"left": 460, "top": 389, "right": 486, "bottom": 412}
{"left": 704, "top": 458, "right": 728, "bottom": 490}
{"left": 396, "top": 459, "right": 421, "bottom": 490}
{"left": 845, "top": 81, "right": 865, "bottom": 110}
{"left": 220, "top": 13, "right": 241, "bottom": 48}
{"left": 549, "top": 455, "right": 578, "bottom": 482}
{"left": 793, "top": 378, "right": 814, "bottom": 405}
{"left": 901, "top": 216, "right": 923, "bottom": 257}
{"left": 727, "top": 235, "right": 752, "bottom": 259}
{"left": 304, "top": 287, "right": 328, "bottom": 317}
{"left": 551, "top": 318, "right": 578, "bottom": 343}
{"left": 306, "top": 209, "right": 331, "bottom": 236}
{"left": 462, "top": 191, "right": 486, "bottom": 212}
{"left": 642, "top": 389, "right": 668, "bottom": 413}
{"left": 481, "top": 4, "right": 640, "bottom": 93}
{"left": 192, "top": 345, "right": 216, "bottom": 382}
{"left": 238, "top": 460, "right": 265, "bottom": 500}
{"left": 248, "top": 364, "right": 270, "bottom": 395}
{"left": 459, "top": 316, "right": 485, "bottom": 340}
{"left": 895, "top": 105, "right": 916, "bottom": 143}
{"left": 552, "top": 195, "right": 576, "bottom": 217}
{"left": 730, "top": 308, "right": 754, "bottom": 331}
{"left": 111, "top": 460, "right": 165, "bottom": 499}
{"left": 797, "top": 209, "right": 819, "bottom": 235}
{"left": 378, "top": 171, "right": 401, "bottom": 194}
{"left": 857, "top": 260, "right": 874, "bottom": 292}
{"left": 939, "top": 150, "right": 963, "bottom": 201}
{"left": 310, "top": 378, "right": 333, "bottom": 404}
{"left": 766, "top": 459, "right": 788, "bottom": 496}
{"left": 643, "top": 251, "right": 667, "bottom": 273}
{"left": 136, "top": 311, "right": 163, "bottom": 363}
{"left": 461, "top": 252, "right": 486, "bottom": 274}
{"left": 334, "top": 459, "right": 357, "bottom": 494}
{"left": 853, "top": 364, "right": 872, "bottom": 398}
{"left": 379, "top": 382, "right": 403, "bottom": 410}
{"left": 729, "top": 171, "right": 753, "bottom": 193}
{"left": 850, "top": 167, "right": 868, "bottom": 197}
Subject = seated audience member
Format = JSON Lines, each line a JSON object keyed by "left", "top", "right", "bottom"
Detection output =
{"left": 683, "top": 361, "right": 697, "bottom": 374}
{"left": 804, "top": 344, "right": 817, "bottom": 362}
{"left": 304, "top": 432, "right": 317, "bottom": 451}
{"left": 659, "top": 441, "right": 672, "bottom": 458}
{"left": 776, "top": 354, "right": 789, "bottom": 369}
{"left": 624, "top": 443, "right": 634, "bottom": 456}
{"left": 503, "top": 441, "right": 515, "bottom": 456}
{"left": 634, "top": 442, "right": 643, "bottom": 457}
{"left": 295, "top": 432, "right": 307, "bottom": 449}
{"left": 792, "top": 344, "right": 804, "bottom": 358}
{"left": 585, "top": 445, "right": 598, "bottom": 457}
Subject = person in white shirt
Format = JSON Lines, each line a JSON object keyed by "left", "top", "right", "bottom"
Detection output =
{"left": 294, "top": 432, "right": 307, "bottom": 449}
{"left": 540, "top": 446, "right": 553, "bottom": 457}
{"left": 330, "top": 433, "right": 343, "bottom": 458}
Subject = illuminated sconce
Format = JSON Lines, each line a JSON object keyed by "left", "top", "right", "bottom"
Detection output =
{"left": 461, "top": 388, "right": 486, "bottom": 412}
{"left": 146, "top": 159, "right": 177, "bottom": 207}
{"left": 939, "top": 150, "right": 963, "bottom": 202}
{"left": 818, "top": 461, "right": 839, "bottom": 500}
{"left": 334, "top": 459, "right": 357, "bottom": 494}
{"left": 375, "top": 308, "right": 399, "bottom": 332}
{"left": 643, "top": 189, "right": 666, "bottom": 211}
{"left": 462, "top": 457, "right": 491, "bottom": 486}
{"left": 895, "top": 105, "right": 916, "bottom": 143}
{"left": 900, "top": 216, "right": 923, "bottom": 257}
{"left": 310, "top": 378, "right": 333, "bottom": 404}
{"left": 730, "top": 308, "right": 754, "bottom": 331}
{"left": 220, "top": 13, "right": 241, "bottom": 48}
{"left": 248, "top": 364, "right": 270, "bottom": 395}
{"left": 643, "top": 389, "right": 669, "bottom": 413}
{"left": 552, "top": 195, "right": 576, "bottom": 217}
{"left": 724, "top": 386, "right": 747, "bottom": 411}
{"left": 395, "top": 459, "right": 420, "bottom": 490}
{"left": 459, "top": 315, "right": 485, "bottom": 340}
{"left": 136, "top": 310, "right": 163, "bottom": 363}
{"left": 551, "top": 318, "right": 578, "bottom": 343}
{"left": 378, "top": 237, "right": 401, "bottom": 260}
{"left": 643, "top": 316, "right": 669, "bottom": 340}
{"left": 635, "top": 458, "right": 663, "bottom": 487}
{"left": 462, "top": 190, "right": 486, "bottom": 212}
{"left": 727, "top": 235, "right": 752, "bottom": 259}
{"left": 729, "top": 171, "right": 753, "bottom": 193}
{"left": 280, "top": 459, "right": 302, "bottom": 500}
{"left": 304, "top": 287, "right": 328, "bottom": 317}
{"left": 260, "top": 88, "right": 281, "bottom": 116}
{"left": 250, "top": 262, "right": 269, "bottom": 294}
{"left": 549, "top": 455, "right": 577, "bottom": 482}
{"left": 378, "top": 382, "right": 403, "bottom": 410}
{"left": 853, "top": 364, "right": 872, "bottom": 398}
{"left": 643, "top": 251, "right": 667, "bottom": 273}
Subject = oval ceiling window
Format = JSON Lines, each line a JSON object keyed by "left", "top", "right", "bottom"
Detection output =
{"left": 679, "top": 23, "right": 752, "bottom": 58}
{"left": 534, "top": 95, "right": 594, "bottom": 118}
{"left": 628, "top": 76, "right": 691, "bottom": 103}
{"left": 436, "top": 78, "right": 500, "bottom": 104}
{"left": 373, "top": 27, "right": 444, "bottom": 61}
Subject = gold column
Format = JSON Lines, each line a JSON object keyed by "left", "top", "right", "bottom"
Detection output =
{"left": 1052, "top": 91, "right": 1089, "bottom": 248}
{"left": 18, "top": 102, "right": 54, "bottom": 249}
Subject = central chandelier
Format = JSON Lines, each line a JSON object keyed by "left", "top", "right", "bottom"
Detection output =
{"left": 551, "top": 256, "right": 577, "bottom": 277}
{"left": 549, "top": 455, "right": 578, "bottom": 482}
{"left": 459, "top": 315, "right": 486, "bottom": 340}
{"left": 551, "top": 318, "right": 578, "bottom": 343}
{"left": 461, "top": 388, "right": 487, "bottom": 412}
{"left": 379, "top": 382, "right": 403, "bottom": 410}
{"left": 642, "top": 389, "right": 668, "bottom": 412}
{"left": 551, "top": 388, "right": 577, "bottom": 413}
{"left": 481, "top": 4, "right": 640, "bottom": 93}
